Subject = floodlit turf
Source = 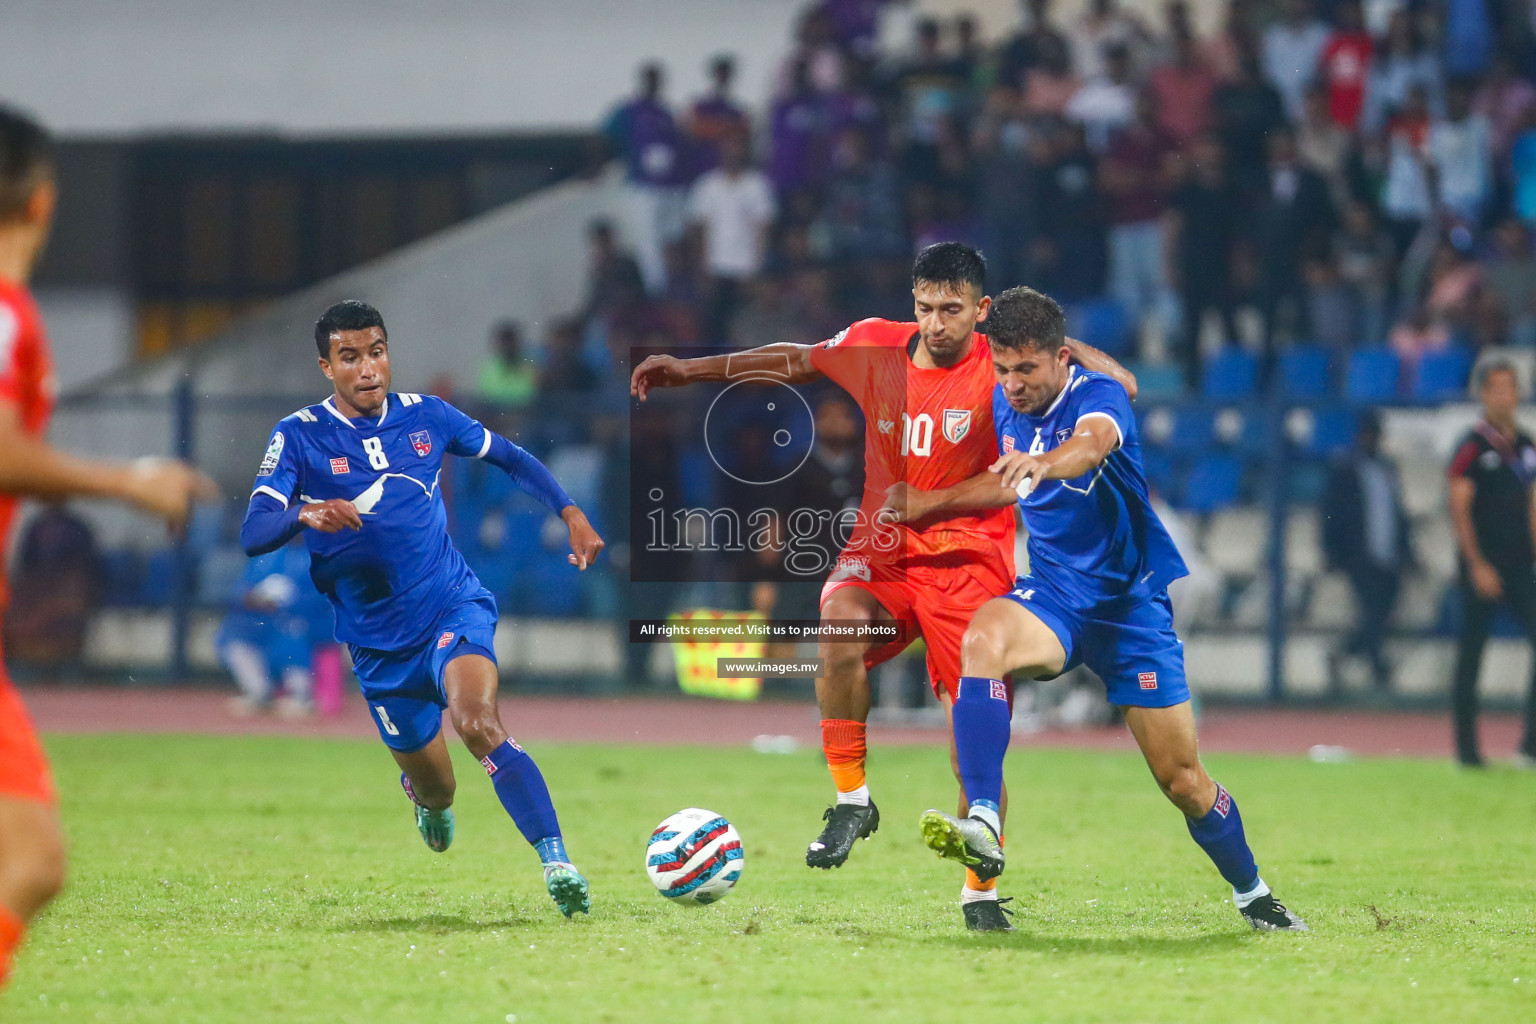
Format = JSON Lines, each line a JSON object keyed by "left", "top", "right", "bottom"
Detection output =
{"left": 5, "top": 733, "right": 1535, "bottom": 1023}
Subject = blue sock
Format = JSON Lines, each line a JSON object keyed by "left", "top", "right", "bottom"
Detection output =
{"left": 952, "top": 676, "right": 1011, "bottom": 811}
{"left": 1185, "top": 783, "right": 1259, "bottom": 891}
{"left": 534, "top": 837, "right": 570, "bottom": 866}
{"left": 482, "top": 740, "right": 563, "bottom": 852}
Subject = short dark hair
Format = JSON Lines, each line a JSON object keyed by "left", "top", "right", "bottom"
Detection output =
{"left": 912, "top": 242, "right": 986, "bottom": 296}
{"left": 315, "top": 300, "right": 386, "bottom": 359}
{"left": 986, "top": 286, "right": 1066, "bottom": 352}
{"left": 0, "top": 105, "right": 52, "bottom": 221}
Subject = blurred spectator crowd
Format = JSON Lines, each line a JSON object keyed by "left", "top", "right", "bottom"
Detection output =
{"left": 571, "top": 0, "right": 1536, "bottom": 394}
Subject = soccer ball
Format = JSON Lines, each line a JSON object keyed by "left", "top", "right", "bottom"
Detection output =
{"left": 645, "top": 807, "right": 744, "bottom": 904}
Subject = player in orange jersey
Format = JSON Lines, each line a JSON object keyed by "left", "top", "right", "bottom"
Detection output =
{"left": 631, "top": 243, "right": 1135, "bottom": 929}
{"left": 0, "top": 106, "right": 216, "bottom": 987}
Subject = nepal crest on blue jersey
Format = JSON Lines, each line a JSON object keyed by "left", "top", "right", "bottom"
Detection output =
{"left": 409, "top": 430, "right": 432, "bottom": 457}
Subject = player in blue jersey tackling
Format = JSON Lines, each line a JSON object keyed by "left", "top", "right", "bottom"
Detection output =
{"left": 240, "top": 300, "right": 604, "bottom": 918}
{"left": 882, "top": 287, "right": 1307, "bottom": 932}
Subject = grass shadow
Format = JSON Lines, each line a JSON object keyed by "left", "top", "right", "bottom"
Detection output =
{"left": 920, "top": 929, "right": 1253, "bottom": 957}
{"left": 334, "top": 912, "right": 540, "bottom": 934}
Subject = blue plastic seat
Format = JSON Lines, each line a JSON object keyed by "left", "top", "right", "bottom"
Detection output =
{"left": 1141, "top": 448, "right": 1175, "bottom": 497}
{"left": 1308, "top": 408, "right": 1357, "bottom": 456}
{"left": 1169, "top": 408, "right": 1216, "bottom": 452}
{"left": 1133, "top": 362, "right": 1185, "bottom": 402}
{"left": 1345, "top": 347, "right": 1400, "bottom": 401}
{"left": 1180, "top": 457, "right": 1243, "bottom": 512}
{"left": 1067, "top": 299, "right": 1133, "bottom": 356}
{"left": 1202, "top": 347, "right": 1258, "bottom": 400}
{"left": 1279, "top": 346, "right": 1332, "bottom": 399}
{"left": 1413, "top": 347, "right": 1472, "bottom": 401}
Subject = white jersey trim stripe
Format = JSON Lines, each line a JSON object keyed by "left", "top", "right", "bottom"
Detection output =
{"left": 1043, "top": 366, "right": 1078, "bottom": 418}
{"left": 251, "top": 485, "right": 290, "bottom": 509}
{"left": 475, "top": 427, "right": 493, "bottom": 459}
{"left": 1075, "top": 411, "right": 1123, "bottom": 450}
{"left": 321, "top": 396, "right": 356, "bottom": 429}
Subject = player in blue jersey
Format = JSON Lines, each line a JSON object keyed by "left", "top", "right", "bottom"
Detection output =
{"left": 882, "top": 287, "right": 1307, "bottom": 932}
{"left": 239, "top": 300, "right": 604, "bottom": 918}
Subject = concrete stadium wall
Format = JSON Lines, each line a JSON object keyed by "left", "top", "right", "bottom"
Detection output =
{"left": 4, "top": 0, "right": 1221, "bottom": 136}
{"left": 50, "top": 165, "right": 626, "bottom": 550}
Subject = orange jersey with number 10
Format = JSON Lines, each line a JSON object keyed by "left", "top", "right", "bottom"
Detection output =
{"left": 808, "top": 318, "right": 1014, "bottom": 574}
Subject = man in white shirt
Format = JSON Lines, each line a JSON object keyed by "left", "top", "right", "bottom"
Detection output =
{"left": 687, "top": 132, "right": 777, "bottom": 344}
{"left": 1430, "top": 79, "right": 1493, "bottom": 225}
{"left": 1263, "top": 0, "right": 1332, "bottom": 119}
{"left": 1066, "top": 42, "right": 1138, "bottom": 153}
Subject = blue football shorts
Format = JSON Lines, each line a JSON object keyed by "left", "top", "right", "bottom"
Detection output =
{"left": 348, "top": 591, "right": 499, "bottom": 752}
{"left": 1000, "top": 573, "right": 1190, "bottom": 708}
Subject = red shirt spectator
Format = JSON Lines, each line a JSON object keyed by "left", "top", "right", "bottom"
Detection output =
{"left": 1320, "top": 24, "right": 1373, "bottom": 128}
{"left": 1149, "top": 37, "right": 1218, "bottom": 144}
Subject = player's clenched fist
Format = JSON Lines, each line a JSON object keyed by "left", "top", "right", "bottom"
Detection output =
{"left": 561, "top": 506, "right": 605, "bottom": 570}
{"left": 879, "top": 482, "right": 929, "bottom": 525}
{"left": 121, "top": 458, "right": 220, "bottom": 532}
{"left": 629, "top": 354, "right": 690, "bottom": 401}
{"left": 299, "top": 499, "right": 363, "bottom": 533}
{"left": 990, "top": 451, "right": 1047, "bottom": 492}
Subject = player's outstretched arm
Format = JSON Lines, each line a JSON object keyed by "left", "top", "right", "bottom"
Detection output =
{"left": 630, "top": 343, "right": 823, "bottom": 401}
{"left": 478, "top": 431, "right": 605, "bottom": 570}
{"left": 880, "top": 417, "right": 1122, "bottom": 524}
{"left": 1064, "top": 337, "right": 1138, "bottom": 401}
{"left": 0, "top": 403, "right": 217, "bottom": 530}
{"left": 879, "top": 472, "right": 1017, "bottom": 525}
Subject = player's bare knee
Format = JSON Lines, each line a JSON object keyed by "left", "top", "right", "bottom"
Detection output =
{"left": 451, "top": 707, "right": 506, "bottom": 757}
{"left": 820, "top": 642, "right": 866, "bottom": 683}
{"left": 960, "top": 623, "right": 1008, "bottom": 678}
{"left": 1157, "top": 763, "right": 1206, "bottom": 813}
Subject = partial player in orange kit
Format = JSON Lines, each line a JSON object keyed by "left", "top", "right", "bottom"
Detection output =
{"left": 0, "top": 106, "right": 216, "bottom": 987}
{"left": 631, "top": 243, "right": 1136, "bottom": 929}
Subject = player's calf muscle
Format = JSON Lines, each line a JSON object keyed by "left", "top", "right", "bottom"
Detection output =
{"left": 0, "top": 799, "right": 66, "bottom": 919}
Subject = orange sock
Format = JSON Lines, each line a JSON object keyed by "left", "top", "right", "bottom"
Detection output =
{"left": 821, "top": 719, "right": 867, "bottom": 794}
{"left": 0, "top": 903, "right": 24, "bottom": 988}
{"left": 963, "top": 833, "right": 1004, "bottom": 894}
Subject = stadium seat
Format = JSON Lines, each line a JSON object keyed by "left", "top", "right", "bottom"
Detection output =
{"left": 1201, "top": 347, "right": 1258, "bottom": 400}
{"left": 1237, "top": 408, "right": 1272, "bottom": 453}
{"left": 1168, "top": 408, "right": 1216, "bottom": 452}
{"left": 1307, "top": 408, "right": 1356, "bottom": 456}
{"left": 1067, "top": 298, "right": 1133, "bottom": 356}
{"left": 141, "top": 550, "right": 183, "bottom": 606}
{"left": 1141, "top": 448, "right": 1175, "bottom": 496}
{"left": 1287, "top": 462, "right": 1328, "bottom": 503}
{"left": 1180, "top": 456, "right": 1243, "bottom": 512}
{"left": 1133, "top": 363, "right": 1185, "bottom": 402}
{"left": 1344, "top": 347, "right": 1400, "bottom": 401}
{"left": 1278, "top": 346, "right": 1332, "bottom": 399}
{"left": 1413, "top": 346, "right": 1472, "bottom": 401}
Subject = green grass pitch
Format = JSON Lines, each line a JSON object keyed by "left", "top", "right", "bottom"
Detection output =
{"left": 4, "top": 733, "right": 1535, "bottom": 1023}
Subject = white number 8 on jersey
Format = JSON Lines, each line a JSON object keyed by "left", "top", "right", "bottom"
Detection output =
{"left": 363, "top": 436, "right": 390, "bottom": 470}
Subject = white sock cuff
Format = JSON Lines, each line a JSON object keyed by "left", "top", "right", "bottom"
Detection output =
{"left": 968, "top": 804, "right": 1002, "bottom": 836}
{"left": 1233, "top": 877, "right": 1271, "bottom": 908}
{"left": 835, "top": 784, "right": 871, "bottom": 807}
{"left": 960, "top": 885, "right": 999, "bottom": 904}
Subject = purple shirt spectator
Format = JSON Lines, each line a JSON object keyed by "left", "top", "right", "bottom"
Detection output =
{"left": 605, "top": 69, "right": 686, "bottom": 187}
{"left": 770, "top": 64, "right": 834, "bottom": 196}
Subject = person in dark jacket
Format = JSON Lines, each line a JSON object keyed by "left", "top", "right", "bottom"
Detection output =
{"left": 1322, "top": 409, "right": 1412, "bottom": 693}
